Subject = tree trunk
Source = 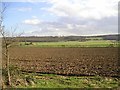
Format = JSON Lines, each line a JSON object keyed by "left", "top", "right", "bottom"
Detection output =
{"left": 5, "top": 48, "right": 11, "bottom": 86}
{"left": 7, "top": 54, "right": 11, "bottom": 86}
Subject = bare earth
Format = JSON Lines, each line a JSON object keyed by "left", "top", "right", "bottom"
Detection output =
{"left": 8, "top": 47, "right": 119, "bottom": 77}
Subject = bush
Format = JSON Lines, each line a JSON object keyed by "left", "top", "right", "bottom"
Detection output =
{"left": 108, "top": 44, "right": 114, "bottom": 47}
{"left": 25, "top": 42, "right": 33, "bottom": 45}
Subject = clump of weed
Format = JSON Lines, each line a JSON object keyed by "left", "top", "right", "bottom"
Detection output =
{"left": 2, "top": 65, "right": 36, "bottom": 88}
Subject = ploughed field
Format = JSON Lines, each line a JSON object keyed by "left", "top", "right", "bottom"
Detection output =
{"left": 9, "top": 47, "right": 119, "bottom": 76}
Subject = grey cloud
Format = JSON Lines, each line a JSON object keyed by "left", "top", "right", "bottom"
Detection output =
{"left": 25, "top": 15, "right": 118, "bottom": 36}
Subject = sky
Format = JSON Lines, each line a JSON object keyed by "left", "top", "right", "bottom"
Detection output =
{"left": 1, "top": 0, "right": 119, "bottom": 36}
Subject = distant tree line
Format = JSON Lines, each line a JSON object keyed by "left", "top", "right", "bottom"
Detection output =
{"left": 15, "top": 34, "right": 120, "bottom": 42}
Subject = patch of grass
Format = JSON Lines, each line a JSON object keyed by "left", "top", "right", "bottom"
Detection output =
{"left": 16, "top": 73, "right": 120, "bottom": 89}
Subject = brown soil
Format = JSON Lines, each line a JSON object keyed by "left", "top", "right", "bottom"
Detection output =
{"left": 7, "top": 47, "right": 119, "bottom": 76}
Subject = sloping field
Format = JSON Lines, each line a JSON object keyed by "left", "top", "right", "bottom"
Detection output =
{"left": 8, "top": 47, "right": 119, "bottom": 76}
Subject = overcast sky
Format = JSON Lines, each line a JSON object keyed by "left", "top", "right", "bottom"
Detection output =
{"left": 3, "top": 0, "right": 119, "bottom": 36}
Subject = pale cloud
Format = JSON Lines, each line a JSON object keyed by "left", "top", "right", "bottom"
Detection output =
{"left": 23, "top": 18, "right": 41, "bottom": 25}
{"left": 17, "top": 7, "right": 32, "bottom": 12}
{"left": 32, "top": 16, "right": 37, "bottom": 18}
{"left": 23, "top": 16, "right": 118, "bottom": 36}
{"left": 44, "top": 0, "right": 118, "bottom": 19}
{"left": 23, "top": 0, "right": 118, "bottom": 36}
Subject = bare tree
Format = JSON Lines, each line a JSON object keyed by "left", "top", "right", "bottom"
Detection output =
{"left": 0, "top": 2, "right": 23, "bottom": 87}
{"left": 0, "top": 2, "right": 13, "bottom": 86}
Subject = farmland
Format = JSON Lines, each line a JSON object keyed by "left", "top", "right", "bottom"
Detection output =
{"left": 3, "top": 36, "right": 120, "bottom": 88}
{"left": 8, "top": 47, "right": 119, "bottom": 77}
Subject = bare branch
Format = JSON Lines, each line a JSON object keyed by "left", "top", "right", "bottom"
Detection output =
{"left": 0, "top": 2, "right": 23, "bottom": 86}
{"left": 0, "top": 2, "right": 8, "bottom": 27}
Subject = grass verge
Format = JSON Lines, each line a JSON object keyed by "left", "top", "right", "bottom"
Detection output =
{"left": 16, "top": 73, "right": 120, "bottom": 89}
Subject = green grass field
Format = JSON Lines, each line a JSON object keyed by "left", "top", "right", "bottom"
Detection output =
{"left": 19, "top": 40, "right": 120, "bottom": 47}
